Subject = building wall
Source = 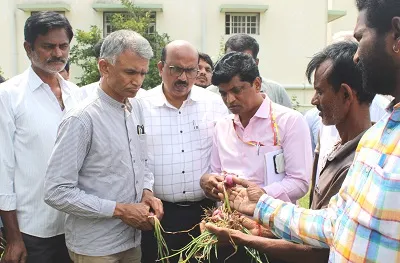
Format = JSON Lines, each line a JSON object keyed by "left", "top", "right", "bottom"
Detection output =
{"left": 0, "top": 0, "right": 360, "bottom": 112}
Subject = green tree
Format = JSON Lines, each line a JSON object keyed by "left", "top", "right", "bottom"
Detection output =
{"left": 69, "top": 0, "right": 170, "bottom": 88}
{"left": 69, "top": 26, "right": 102, "bottom": 86}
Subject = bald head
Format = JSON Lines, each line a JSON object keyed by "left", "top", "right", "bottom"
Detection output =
{"left": 157, "top": 40, "right": 200, "bottom": 106}
{"left": 161, "top": 40, "right": 199, "bottom": 63}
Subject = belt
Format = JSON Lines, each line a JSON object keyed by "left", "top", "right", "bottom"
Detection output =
{"left": 163, "top": 199, "right": 214, "bottom": 208}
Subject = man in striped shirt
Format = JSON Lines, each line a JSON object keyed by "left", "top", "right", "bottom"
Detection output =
{"left": 208, "top": 1, "right": 400, "bottom": 262}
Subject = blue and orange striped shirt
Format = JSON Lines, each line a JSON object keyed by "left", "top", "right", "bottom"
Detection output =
{"left": 254, "top": 102, "right": 400, "bottom": 262}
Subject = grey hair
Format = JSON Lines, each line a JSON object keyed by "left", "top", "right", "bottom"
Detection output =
{"left": 100, "top": 29, "right": 153, "bottom": 64}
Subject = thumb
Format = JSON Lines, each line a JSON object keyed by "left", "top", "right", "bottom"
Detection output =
{"left": 205, "top": 222, "right": 219, "bottom": 233}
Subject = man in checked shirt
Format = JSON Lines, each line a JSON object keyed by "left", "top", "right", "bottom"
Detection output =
{"left": 206, "top": 0, "right": 400, "bottom": 262}
{"left": 139, "top": 40, "right": 228, "bottom": 263}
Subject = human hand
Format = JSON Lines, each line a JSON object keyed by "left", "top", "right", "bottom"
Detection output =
{"left": 205, "top": 223, "right": 249, "bottom": 246}
{"left": 113, "top": 203, "right": 153, "bottom": 231}
{"left": 239, "top": 216, "right": 275, "bottom": 238}
{"left": 200, "top": 173, "right": 224, "bottom": 200}
{"left": 141, "top": 190, "right": 164, "bottom": 221}
{"left": 217, "top": 177, "right": 265, "bottom": 216}
{"left": 1, "top": 240, "right": 27, "bottom": 263}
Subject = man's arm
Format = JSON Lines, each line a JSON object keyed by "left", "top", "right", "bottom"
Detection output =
{"left": 254, "top": 190, "right": 343, "bottom": 248}
{"left": 240, "top": 235, "right": 329, "bottom": 263}
{"left": 0, "top": 90, "right": 27, "bottom": 262}
{"left": 44, "top": 116, "right": 116, "bottom": 218}
{"left": 201, "top": 126, "right": 225, "bottom": 200}
{"left": 264, "top": 114, "right": 312, "bottom": 202}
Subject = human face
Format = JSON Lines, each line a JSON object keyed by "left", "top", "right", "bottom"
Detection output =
{"left": 218, "top": 75, "right": 261, "bottom": 115}
{"left": 158, "top": 47, "right": 199, "bottom": 100}
{"left": 100, "top": 50, "right": 149, "bottom": 102}
{"left": 353, "top": 10, "right": 397, "bottom": 96}
{"left": 195, "top": 59, "right": 212, "bottom": 88}
{"left": 25, "top": 28, "right": 70, "bottom": 75}
{"left": 311, "top": 60, "right": 347, "bottom": 126}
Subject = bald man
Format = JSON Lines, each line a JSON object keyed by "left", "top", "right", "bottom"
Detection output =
{"left": 139, "top": 40, "right": 228, "bottom": 263}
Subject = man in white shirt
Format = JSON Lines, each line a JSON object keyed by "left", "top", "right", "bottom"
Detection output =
{"left": 0, "top": 11, "right": 80, "bottom": 263}
{"left": 139, "top": 40, "right": 228, "bottom": 263}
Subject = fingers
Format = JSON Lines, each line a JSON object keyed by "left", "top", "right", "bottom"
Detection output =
{"left": 149, "top": 198, "right": 164, "bottom": 220}
{"left": 204, "top": 222, "right": 220, "bottom": 234}
{"left": 232, "top": 176, "right": 249, "bottom": 188}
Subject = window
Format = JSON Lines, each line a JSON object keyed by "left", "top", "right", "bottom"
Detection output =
{"left": 225, "top": 13, "right": 260, "bottom": 35}
{"left": 103, "top": 11, "right": 156, "bottom": 37}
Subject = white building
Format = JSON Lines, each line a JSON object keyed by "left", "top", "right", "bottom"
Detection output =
{"left": 0, "top": 0, "right": 359, "bottom": 110}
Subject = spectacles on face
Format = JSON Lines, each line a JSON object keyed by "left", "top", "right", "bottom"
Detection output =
{"left": 163, "top": 62, "right": 199, "bottom": 79}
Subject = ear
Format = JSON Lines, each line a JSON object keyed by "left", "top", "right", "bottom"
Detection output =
{"left": 24, "top": 41, "right": 33, "bottom": 58}
{"left": 340, "top": 83, "right": 355, "bottom": 103}
{"left": 255, "top": 58, "right": 260, "bottom": 66}
{"left": 157, "top": 61, "right": 164, "bottom": 77}
{"left": 392, "top": 17, "right": 400, "bottom": 39}
{"left": 253, "top": 77, "right": 262, "bottom": 93}
{"left": 98, "top": 59, "right": 110, "bottom": 78}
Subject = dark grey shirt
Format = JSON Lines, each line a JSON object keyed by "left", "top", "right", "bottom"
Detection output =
{"left": 44, "top": 88, "right": 153, "bottom": 256}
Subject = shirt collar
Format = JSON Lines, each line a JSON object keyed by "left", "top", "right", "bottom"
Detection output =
{"left": 97, "top": 87, "right": 131, "bottom": 112}
{"left": 233, "top": 96, "right": 272, "bottom": 125}
{"left": 152, "top": 83, "right": 202, "bottom": 107}
{"left": 27, "top": 67, "right": 45, "bottom": 92}
{"left": 27, "top": 66, "right": 71, "bottom": 93}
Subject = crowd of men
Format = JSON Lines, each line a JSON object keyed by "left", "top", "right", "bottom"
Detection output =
{"left": 0, "top": 0, "right": 399, "bottom": 262}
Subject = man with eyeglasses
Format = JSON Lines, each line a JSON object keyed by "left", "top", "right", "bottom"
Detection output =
{"left": 139, "top": 40, "right": 228, "bottom": 263}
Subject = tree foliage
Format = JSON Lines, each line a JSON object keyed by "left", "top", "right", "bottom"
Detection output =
{"left": 69, "top": 0, "right": 170, "bottom": 88}
{"left": 69, "top": 26, "right": 102, "bottom": 86}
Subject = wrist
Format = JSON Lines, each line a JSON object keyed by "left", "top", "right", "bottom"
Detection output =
{"left": 113, "top": 203, "right": 124, "bottom": 218}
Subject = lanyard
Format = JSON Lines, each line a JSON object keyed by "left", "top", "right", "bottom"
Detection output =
{"left": 232, "top": 101, "right": 281, "bottom": 150}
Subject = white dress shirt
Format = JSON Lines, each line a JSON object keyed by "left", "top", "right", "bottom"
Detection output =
{"left": 0, "top": 67, "right": 80, "bottom": 238}
{"left": 138, "top": 85, "right": 228, "bottom": 203}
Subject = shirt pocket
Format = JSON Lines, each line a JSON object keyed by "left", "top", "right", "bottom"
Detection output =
{"left": 348, "top": 163, "right": 400, "bottom": 239}
{"left": 190, "top": 120, "right": 214, "bottom": 151}
{"left": 138, "top": 134, "right": 148, "bottom": 164}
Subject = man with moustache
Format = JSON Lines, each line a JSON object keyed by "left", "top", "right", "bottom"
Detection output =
{"left": 206, "top": 41, "right": 375, "bottom": 263}
{"left": 0, "top": 11, "right": 79, "bottom": 263}
{"left": 139, "top": 40, "right": 228, "bottom": 263}
{"left": 195, "top": 52, "right": 213, "bottom": 88}
{"left": 200, "top": 51, "right": 311, "bottom": 262}
{"left": 209, "top": 1, "right": 400, "bottom": 262}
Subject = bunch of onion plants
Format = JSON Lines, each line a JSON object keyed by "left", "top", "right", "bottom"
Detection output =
{"left": 158, "top": 174, "right": 268, "bottom": 263}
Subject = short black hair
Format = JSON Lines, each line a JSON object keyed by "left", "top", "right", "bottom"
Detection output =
{"left": 64, "top": 61, "right": 70, "bottom": 73}
{"left": 224, "top": 34, "right": 259, "bottom": 59}
{"left": 199, "top": 52, "right": 214, "bottom": 70}
{"left": 24, "top": 11, "right": 73, "bottom": 49}
{"left": 356, "top": 0, "right": 400, "bottom": 34}
{"left": 0, "top": 75, "right": 5, "bottom": 83}
{"left": 212, "top": 52, "right": 259, "bottom": 86}
{"left": 94, "top": 38, "right": 104, "bottom": 59}
{"left": 306, "top": 41, "right": 375, "bottom": 104}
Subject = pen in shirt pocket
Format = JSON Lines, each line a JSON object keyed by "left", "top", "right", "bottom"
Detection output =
{"left": 193, "top": 120, "right": 199, "bottom": 130}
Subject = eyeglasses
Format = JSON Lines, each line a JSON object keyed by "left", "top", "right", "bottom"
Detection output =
{"left": 163, "top": 62, "right": 199, "bottom": 79}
